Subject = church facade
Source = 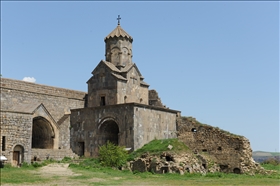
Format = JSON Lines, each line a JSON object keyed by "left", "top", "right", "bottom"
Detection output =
{"left": 0, "top": 20, "right": 180, "bottom": 164}
{"left": 70, "top": 22, "right": 180, "bottom": 157}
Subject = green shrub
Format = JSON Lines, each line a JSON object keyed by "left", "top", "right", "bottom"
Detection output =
{"left": 32, "top": 162, "right": 43, "bottom": 168}
{"left": 61, "top": 156, "right": 72, "bottom": 163}
{"left": 261, "top": 158, "right": 280, "bottom": 166}
{"left": 98, "top": 141, "right": 128, "bottom": 168}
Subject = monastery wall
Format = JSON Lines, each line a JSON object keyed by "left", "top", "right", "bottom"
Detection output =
{"left": 0, "top": 78, "right": 86, "bottom": 164}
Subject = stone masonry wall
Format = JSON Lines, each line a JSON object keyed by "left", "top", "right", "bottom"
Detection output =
{"left": 0, "top": 78, "right": 86, "bottom": 164}
{"left": 0, "top": 112, "right": 33, "bottom": 163}
{"left": 133, "top": 106, "right": 178, "bottom": 150}
{"left": 177, "top": 117, "right": 262, "bottom": 174}
{"left": 70, "top": 103, "right": 179, "bottom": 157}
{"left": 1, "top": 78, "right": 85, "bottom": 100}
{"left": 1, "top": 78, "right": 86, "bottom": 122}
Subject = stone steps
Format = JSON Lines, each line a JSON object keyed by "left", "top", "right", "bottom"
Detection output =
{"left": 31, "top": 148, "right": 79, "bottom": 161}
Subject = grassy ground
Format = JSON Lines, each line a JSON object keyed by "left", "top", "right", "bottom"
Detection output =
{"left": 1, "top": 160, "right": 279, "bottom": 186}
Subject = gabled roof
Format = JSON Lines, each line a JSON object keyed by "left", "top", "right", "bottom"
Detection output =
{"left": 111, "top": 73, "right": 127, "bottom": 81}
{"left": 91, "top": 60, "right": 121, "bottom": 75}
{"left": 1, "top": 102, "right": 58, "bottom": 128}
{"left": 89, "top": 60, "right": 149, "bottom": 87}
{"left": 104, "top": 25, "right": 133, "bottom": 42}
{"left": 140, "top": 81, "right": 149, "bottom": 87}
{"left": 121, "top": 63, "right": 142, "bottom": 77}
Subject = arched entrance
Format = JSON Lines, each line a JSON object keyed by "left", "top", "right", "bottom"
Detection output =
{"left": 99, "top": 119, "right": 119, "bottom": 146}
{"left": 32, "top": 117, "right": 55, "bottom": 149}
{"left": 12, "top": 145, "right": 24, "bottom": 166}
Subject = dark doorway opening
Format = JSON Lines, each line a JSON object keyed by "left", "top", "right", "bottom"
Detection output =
{"left": 32, "top": 117, "right": 54, "bottom": 149}
{"left": 78, "top": 142, "right": 85, "bottom": 156}
{"left": 100, "top": 120, "right": 119, "bottom": 146}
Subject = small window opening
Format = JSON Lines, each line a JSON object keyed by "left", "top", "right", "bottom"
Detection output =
{"left": 235, "top": 147, "right": 240, "bottom": 151}
{"left": 202, "top": 163, "right": 207, "bottom": 169}
{"left": 2, "top": 136, "right": 6, "bottom": 151}
{"left": 217, "top": 146, "right": 222, "bottom": 151}
{"left": 166, "top": 156, "right": 172, "bottom": 161}
{"left": 100, "top": 96, "right": 106, "bottom": 106}
{"left": 191, "top": 128, "right": 197, "bottom": 132}
{"left": 202, "top": 149, "right": 207, "bottom": 152}
{"left": 161, "top": 166, "right": 169, "bottom": 174}
{"left": 233, "top": 168, "right": 241, "bottom": 174}
{"left": 220, "top": 165, "right": 228, "bottom": 171}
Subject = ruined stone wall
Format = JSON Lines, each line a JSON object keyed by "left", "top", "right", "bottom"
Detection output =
{"left": 177, "top": 117, "right": 259, "bottom": 174}
{"left": 148, "top": 89, "right": 164, "bottom": 108}
{"left": 0, "top": 111, "right": 33, "bottom": 163}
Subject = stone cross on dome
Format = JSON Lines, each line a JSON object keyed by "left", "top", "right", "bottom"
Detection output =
{"left": 117, "top": 15, "right": 121, "bottom": 25}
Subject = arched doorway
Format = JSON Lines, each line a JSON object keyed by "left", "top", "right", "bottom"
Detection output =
{"left": 12, "top": 145, "right": 24, "bottom": 166}
{"left": 99, "top": 119, "right": 119, "bottom": 146}
{"left": 32, "top": 117, "right": 55, "bottom": 149}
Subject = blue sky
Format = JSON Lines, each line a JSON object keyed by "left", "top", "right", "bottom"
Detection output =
{"left": 1, "top": 2, "right": 279, "bottom": 152}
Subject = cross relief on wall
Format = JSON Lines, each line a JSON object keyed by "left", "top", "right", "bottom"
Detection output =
{"left": 130, "top": 76, "right": 137, "bottom": 84}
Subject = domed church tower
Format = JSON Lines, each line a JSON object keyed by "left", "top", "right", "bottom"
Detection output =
{"left": 87, "top": 16, "right": 149, "bottom": 107}
{"left": 104, "top": 15, "right": 133, "bottom": 69}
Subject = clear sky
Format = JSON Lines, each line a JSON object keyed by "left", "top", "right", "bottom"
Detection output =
{"left": 1, "top": 2, "right": 279, "bottom": 152}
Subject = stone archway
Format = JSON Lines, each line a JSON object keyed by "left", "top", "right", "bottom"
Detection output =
{"left": 12, "top": 145, "right": 24, "bottom": 166}
{"left": 99, "top": 119, "right": 119, "bottom": 146}
{"left": 32, "top": 117, "right": 55, "bottom": 149}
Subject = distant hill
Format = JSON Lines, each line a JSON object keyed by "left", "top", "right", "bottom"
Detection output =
{"left": 253, "top": 151, "right": 280, "bottom": 163}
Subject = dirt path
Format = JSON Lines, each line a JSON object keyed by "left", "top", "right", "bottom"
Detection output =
{"left": 2, "top": 163, "right": 88, "bottom": 186}
{"left": 38, "top": 163, "right": 80, "bottom": 177}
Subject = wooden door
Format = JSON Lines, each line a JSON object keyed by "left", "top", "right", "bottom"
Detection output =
{"left": 13, "top": 151, "right": 19, "bottom": 166}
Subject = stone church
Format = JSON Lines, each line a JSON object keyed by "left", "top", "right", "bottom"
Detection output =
{"left": 70, "top": 21, "right": 179, "bottom": 157}
{"left": 1, "top": 19, "right": 259, "bottom": 174}
{"left": 0, "top": 20, "right": 179, "bottom": 165}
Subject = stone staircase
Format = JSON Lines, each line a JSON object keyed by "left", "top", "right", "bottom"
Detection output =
{"left": 31, "top": 148, "right": 79, "bottom": 161}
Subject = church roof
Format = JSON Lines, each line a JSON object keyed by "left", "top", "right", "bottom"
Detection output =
{"left": 104, "top": 25, "right": 133, "bottom": 42}
{"left": 111, "top": 73, "right": 127, "bottom": 81}
{"left": 103, "top": 61, "right": 121, "bottom": 72}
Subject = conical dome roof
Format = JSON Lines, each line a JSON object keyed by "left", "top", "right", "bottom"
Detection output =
{"left": 104, "top": 25, "right": 133, "bottom": 42}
